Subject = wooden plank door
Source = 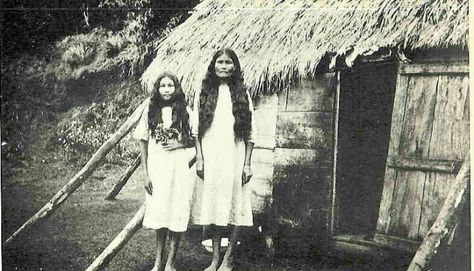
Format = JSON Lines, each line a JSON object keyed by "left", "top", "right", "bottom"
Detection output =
{"left": 375, "top": 61, "right": 469, "bottom": 250}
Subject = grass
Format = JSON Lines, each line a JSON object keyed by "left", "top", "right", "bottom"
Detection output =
{"left": 2, "top": 154, "right": 416, "bottom": 271}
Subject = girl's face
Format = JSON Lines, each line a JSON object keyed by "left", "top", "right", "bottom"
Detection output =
{"left": 158, "top": 76, "right": 176, "bottom": 100}
{"left": 214, "top": 54, "right": 235, "bottom": 78}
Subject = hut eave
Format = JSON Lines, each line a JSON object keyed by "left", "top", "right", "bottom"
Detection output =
{"left": 141, "top": 0, "right": 468, "bottom": 98}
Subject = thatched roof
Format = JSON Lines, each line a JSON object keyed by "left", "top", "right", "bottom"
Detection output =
{"left": 141, "top": 0, "right": 468, "bottom": 96}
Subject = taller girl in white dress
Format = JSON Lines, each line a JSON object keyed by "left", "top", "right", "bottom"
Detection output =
{"left": 133, "top": 72, "right": 194, "bottom": 271}
{"left": 192, "top": 48, "right": 256, "bottom": 271}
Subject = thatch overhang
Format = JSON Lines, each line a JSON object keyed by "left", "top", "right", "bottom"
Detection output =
{"left": 141, "top": 0, "right": 468, "bottom": 97}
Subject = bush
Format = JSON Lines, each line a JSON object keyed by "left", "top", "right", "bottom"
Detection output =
{"left": 55, "top": 79, "right": 147, "bottom": 164}
{"left": 1, "top": 0, "right": 198, "bottom": 168}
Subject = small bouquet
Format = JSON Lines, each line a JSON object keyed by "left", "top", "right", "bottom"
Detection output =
{"left": 153, "top": 123, "right": 180, "bottom": 143}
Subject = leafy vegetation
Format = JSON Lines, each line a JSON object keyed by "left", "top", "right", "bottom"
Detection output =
{"left": 1, "top": 0, "right": 198, "bottom": 166}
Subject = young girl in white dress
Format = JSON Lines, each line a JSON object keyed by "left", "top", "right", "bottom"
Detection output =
{"left": 133, "top": 72, "right": 194, "bottom": 271}
{"left": 192, "top": 48, "right": 256, "bottom": 271}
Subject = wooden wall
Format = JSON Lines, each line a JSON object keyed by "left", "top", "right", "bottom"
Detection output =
{"left": 376, "top": 60, "right": 469, "bottom": 248}
{"left": 272, "top": 74, "right": 336, "bottom": 253}
{"left": 250, "top": 94, "right": 278, "bottom": 213}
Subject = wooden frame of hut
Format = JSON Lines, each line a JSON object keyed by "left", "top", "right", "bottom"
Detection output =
{"left": 141, "top": 0, "right": 469, "bottom": 257}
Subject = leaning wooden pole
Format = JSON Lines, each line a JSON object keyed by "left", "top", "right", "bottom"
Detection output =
{"left": 407, "top": 154, "right": 470, "bottom": 271}
{"left": 105, "top": 155, "right": 141, "bottom": 200}
{"left": 3, "top": 100, "right": 148, "bottom": 245}
{"left": 85, "top": 203, "right": 145, "bottom": 271}
{"left": 105, "top": 154, "right": 196, "bottom": 201}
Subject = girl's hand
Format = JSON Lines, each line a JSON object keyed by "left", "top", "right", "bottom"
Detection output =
{"left": 196, "top": 157, "right": 204, "bottom": 179}
{"left": 161, "top": 141, "right": 184, "bottom": 151}
{"left": 242, "top": 165, "right": 253, "bottom": 185}
{"left": 143, "top": 175, "right": 153, "bottom": 195}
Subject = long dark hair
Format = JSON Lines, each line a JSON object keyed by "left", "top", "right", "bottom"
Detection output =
{"left": 148, "top": 72, "right": 192, "bottom": 146}
{"left": 198, "top": 48, "right": 251, "bottom": 140}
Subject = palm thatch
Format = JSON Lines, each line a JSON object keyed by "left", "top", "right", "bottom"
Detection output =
{"left": 141, "top": 0, "right": 468, "bottom": 96}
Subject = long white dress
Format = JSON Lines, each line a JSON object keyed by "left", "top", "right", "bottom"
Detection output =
{"left": 133, "top": 99, "right": 195, "bottom": 232}
{"left": 191, "top": 84, "right": 256, "bottom": 226}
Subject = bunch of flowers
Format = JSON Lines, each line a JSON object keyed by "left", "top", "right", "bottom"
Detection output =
{"left": 152, "top": 123, "right": 179, "bottom": 143}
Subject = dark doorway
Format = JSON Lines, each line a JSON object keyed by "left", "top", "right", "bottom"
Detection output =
{"left": 335, "top": 62, "right": 398, "bottom": 235}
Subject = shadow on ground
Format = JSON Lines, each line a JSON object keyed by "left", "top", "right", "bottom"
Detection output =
{"left": 2, "top": 158, "right": 414, "bottom": 271}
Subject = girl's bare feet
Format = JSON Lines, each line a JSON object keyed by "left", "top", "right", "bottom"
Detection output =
{"left": 217, "top": 261, "right": 234, "bottom": 271}
{"left": 164, "top": 264, "right": 177, "bottom": 271}
{"left": 204, "top": 261, "right": 219, "bottom": 271}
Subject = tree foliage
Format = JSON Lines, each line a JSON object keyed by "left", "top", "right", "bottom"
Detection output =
{"left": 1, "top": 0, "right": 199, "bottom": 165}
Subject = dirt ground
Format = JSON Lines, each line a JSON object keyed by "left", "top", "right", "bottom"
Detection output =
{"left": 15, "top": 128, "right": 474, "bottom": 271}
{"left": 1, "top": 150, "right": 418, "bottom": 271}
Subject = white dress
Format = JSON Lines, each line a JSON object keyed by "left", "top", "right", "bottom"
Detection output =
{"left": 191, "top": 84, "right": 256, "bottom": 226}
{"left": 133, "top": 99, "right": 195, "bottom": 232}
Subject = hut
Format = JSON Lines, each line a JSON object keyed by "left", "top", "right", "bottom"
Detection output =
{"left": 141, "top": 0, "right": 469, "bottom": 256}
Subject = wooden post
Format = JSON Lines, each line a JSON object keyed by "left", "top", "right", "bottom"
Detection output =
{"left": 105, "top": 155, "right": 141, "bottom": 200}
{"left": 3, "top": 100, "right": 148, "bottom": 245}
{"left": 330, "top": 70, "right": 341, "bottom": 237}
{"left": 407, "top": 154, "right": 470, "bottom": 271}
{"left": 85, "top": 203, "right": 145, "bottom": 271}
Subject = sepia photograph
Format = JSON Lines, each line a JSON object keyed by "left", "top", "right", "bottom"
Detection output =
{"left": 1, "top": 0, "right": 470, "bottom": 270}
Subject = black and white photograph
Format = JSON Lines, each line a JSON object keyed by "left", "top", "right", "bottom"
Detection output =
{"left": 1, "top": 0, "right": 470, "bottom": 270}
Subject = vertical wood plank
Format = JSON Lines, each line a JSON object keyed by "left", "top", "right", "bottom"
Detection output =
{"left": 376, "top": 168, "right": 397, "bottom": 234}
{"left": 399, "top": 76, "right": 439, "bottom": 158}
{"left": 428, "top": 75, "right": 470, "bottom": 160}
{"left": 330, "top": 71, "right": 341, "bottom": 236}
{"left": 418, "top": 172, "right": 453, "bottom": 236}
{"left": 387, "top": 74, "right": 409, "bottom": 157}
{"left": 387, "top": 171, "right": 426, "bottom": 240}
{"left": 377, "top": 72, "right": 407, "bottom": 234}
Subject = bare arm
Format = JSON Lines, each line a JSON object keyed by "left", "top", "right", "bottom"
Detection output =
{"left": 194, "top": 136, "right": 204, "bottom": 179}
{"left": 242, "top": 90, "right": 255, "bottom": 184}
{"left": 140, "top": 140, "right": 148, "bottom": 171}
{"left": 242, "top": 140, "right": 254, "bottom": 184}
{"left": 139, "top": 140, "right": 153, "bottom": 195}
{"left": 244, "top": 140, "right": 254, "bottom": 166}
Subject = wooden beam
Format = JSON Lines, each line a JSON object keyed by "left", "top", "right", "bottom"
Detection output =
{"left": 105, "top": 155, "right": 141, "bottom": 200}
{"left": 407, "top": 154, "right": 470, "bottom": 271}
{"left": 85, "top": 203, "right": 145, "bottom": 271}
{"left": 386, "top": 156, "right": 462, "bottom": 174}
{"left": 334, "top": 233, "right": 419, "bottom": 253}
{"left": 373, "top": 233, "right": 420, "bottom": 252}
{"left": 330, "top": 70, "right": 341, "bottom": 237}
{"left": 105, "top": 148, "right": 196, "bottom": 201}
{"left": 3, "top": 100, "right": 148, "bottom": 245}
{"left": 399, "top": 62, "right": 468, "bottom": 75}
